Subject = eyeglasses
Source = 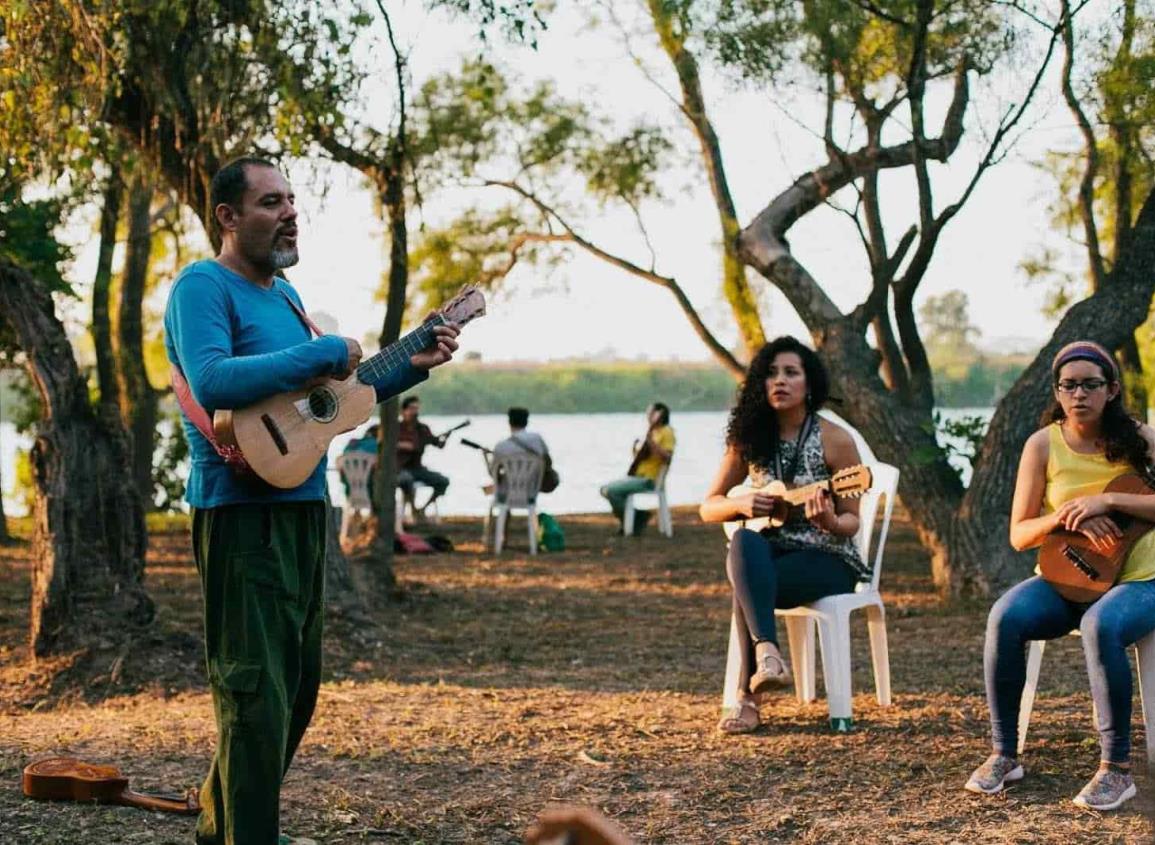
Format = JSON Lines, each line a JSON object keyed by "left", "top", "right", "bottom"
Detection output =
{"left": 1055, "top": 378, "right": 1108, "bottom": 394}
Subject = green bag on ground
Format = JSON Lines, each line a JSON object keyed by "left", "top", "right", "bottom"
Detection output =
{"left": 537, "top": 513, "right": 565, "bottom": 552}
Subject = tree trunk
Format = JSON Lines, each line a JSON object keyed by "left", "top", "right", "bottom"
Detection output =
{"left": 116, "top": 174, "right": 160, "bottom": 508}
{"left": 0, "top": 260, "right": 152, "bottom": 656}
{"left": 742, "top": 187, "right": 1155, "bottom": 598}
{"left": 365, "top": 147, "right": 409, "bottom": 597}
{"left": 92, "top": 174, "right": 124, "bottom": 410}
{"left": 647, "top": 0, "right": 766, "bottom": 358}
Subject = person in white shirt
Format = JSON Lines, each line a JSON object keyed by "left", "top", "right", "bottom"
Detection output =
{"left": 491, "top": 407, "right": 550, "bottom": 501}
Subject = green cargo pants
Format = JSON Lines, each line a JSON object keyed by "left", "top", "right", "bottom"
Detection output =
{"left": 190, "top": 501, "right": 327, "bottom": 845}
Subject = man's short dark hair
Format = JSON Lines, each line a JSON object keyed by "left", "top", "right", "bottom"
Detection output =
{"left": 209, "top": 156, "right": 278, "bottom": 234}
{"left": 401, "top": 396, "right": 420, "bottom": 410}
{"left": 508, "top": 407, "right": 529, "bottom": 428}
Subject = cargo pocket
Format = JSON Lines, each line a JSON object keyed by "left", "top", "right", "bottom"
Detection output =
{"left": 210, "top": 659, "right": 262, "bottom": 727}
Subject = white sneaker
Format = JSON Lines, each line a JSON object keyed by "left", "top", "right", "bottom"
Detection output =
{"left": 964, "top": 754, "right": 1024, "bottom": 795}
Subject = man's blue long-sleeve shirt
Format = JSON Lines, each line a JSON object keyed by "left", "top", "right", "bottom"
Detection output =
{"left": 164, "top": 259, "right": 427, "bottom": 508}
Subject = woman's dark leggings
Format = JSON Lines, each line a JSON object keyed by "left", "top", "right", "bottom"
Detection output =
{"left": 727, "top": 527, "right": 857, "bottom": 694}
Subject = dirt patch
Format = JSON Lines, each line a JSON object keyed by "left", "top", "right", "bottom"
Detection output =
{"left": 1, "top": 507, "right": 1152, "bottom": 843}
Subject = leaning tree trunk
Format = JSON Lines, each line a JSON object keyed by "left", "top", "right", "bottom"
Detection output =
{"left": 0, "top": 259, "right": 152, "bottom": 657}
{"left": 116, "top": 174, "right": 160, "bottom": 508}
{"left": 955, "top": 187, "right": 1155, "bottom": 593}
{"left": 741, "top": 183, "right": 1155, "bottom": 597}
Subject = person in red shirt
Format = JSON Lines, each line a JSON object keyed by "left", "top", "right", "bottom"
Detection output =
{"left": 397, "top": 395, "right": 450, "bottom": 517}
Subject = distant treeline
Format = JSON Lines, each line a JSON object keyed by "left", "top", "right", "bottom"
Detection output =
{"left": 0, "top": 358, "right": 1031, "bottom": 422}
{"left": 406, "top": 362, "right": 740, "bottom": 414}
{"left": 394, "top": 356, "right": 1031, "bottom": 415}
{"left": 930, "top": 355, "right": 1031, "bottom": 409}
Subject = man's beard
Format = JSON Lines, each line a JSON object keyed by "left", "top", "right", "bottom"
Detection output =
{"left": 270, "top": 245, "right": 299, "bottom": 270}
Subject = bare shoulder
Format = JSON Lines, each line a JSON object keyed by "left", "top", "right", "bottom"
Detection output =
{"left": 818, "top": 417, "right": 861, "bottom": 466}
{"left": 1021, "top": 426, "right": 1051, "bottom": 463}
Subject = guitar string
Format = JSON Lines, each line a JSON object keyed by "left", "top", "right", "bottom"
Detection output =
{"left": 245, "top": 317, "right": 446, "bottom": 447}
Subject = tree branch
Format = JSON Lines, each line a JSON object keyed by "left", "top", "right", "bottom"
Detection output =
{"left": 1059, "top": 0, "right": 1106, "bottom": 289}
{"left": 487, "top": 179, "right": 744, "bottom": 376}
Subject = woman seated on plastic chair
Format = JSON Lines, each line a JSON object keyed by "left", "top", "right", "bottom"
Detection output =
{"left": 699, "top": 336, "right": 871, "bottom": 735}
{"left": 965, "top": 341, "right": 1155, "bottom": 811}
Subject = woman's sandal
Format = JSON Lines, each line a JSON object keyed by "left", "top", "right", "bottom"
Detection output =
{"left": 716, "top": 699, "right": 760, "bottom": 734}
{"left": 748, "top": 651, "right": 792, "bottom": 696}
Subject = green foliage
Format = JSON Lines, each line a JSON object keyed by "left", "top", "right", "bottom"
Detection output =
{"left": 402, "top": 361, "right": 739, "bottom": 414}
{"left": 933, "top": 410, "right": 989, "bottom": 470}
{"left": 152, "top": 405, "right": 189, "bottom": 513}
{"left": 0, "top": 186, "right": 71, "bottom": 296}
{"left": 919, "top": 290, "right": 979, "bottom": 363}
{"left": 402, "top": 59, "right": 676, "bottom": 314}
{"left": 430, "top": 0, "right": 549, "bottom": 46}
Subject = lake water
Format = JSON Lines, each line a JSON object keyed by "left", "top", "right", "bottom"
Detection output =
{"left": 0, "top": 409, "right": 992, "bottom": 518}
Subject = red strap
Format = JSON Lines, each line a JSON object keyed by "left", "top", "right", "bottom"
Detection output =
{"left": 279, "top": 287, "right": 324, "bottom": 337}
{"left": 168, "top": 281, "right": 321, "bottom": 477}
{"left": 171, "top": 367, "right": 252, "bottom": 473}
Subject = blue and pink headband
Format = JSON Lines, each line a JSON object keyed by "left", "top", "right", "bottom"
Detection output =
{"left": 1051, "top": 341, "right": 1118, "bottom": 382}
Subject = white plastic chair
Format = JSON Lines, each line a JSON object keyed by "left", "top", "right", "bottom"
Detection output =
{"left": 720, "top": 457, "right": 900, "bottom": 731}
{"left": 335, "top": 452, "right": 376, "bottom": 546}
{"left": 623, "top": 462, "right": 673, "bottom": 538}
{"left": 1018, "top": 630, "right": 1155, "bottom": 766}
{"left": 484, "top": 453, "right": 544, "bottom": 554}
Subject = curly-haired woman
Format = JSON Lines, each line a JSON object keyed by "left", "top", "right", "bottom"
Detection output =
{"left": 964, "top": 341, "right": 1155, "bottom": 811}
{"left": 699, "top": 336, "right": 871, "bottom": 734}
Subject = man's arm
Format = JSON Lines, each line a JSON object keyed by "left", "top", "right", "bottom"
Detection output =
{"left": 166, "top": 274, "right": 349, "bottom": 410}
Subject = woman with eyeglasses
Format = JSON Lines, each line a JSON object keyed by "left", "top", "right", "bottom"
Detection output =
{"left": 965, "top": 341, "right": 1155, "bottom": 810}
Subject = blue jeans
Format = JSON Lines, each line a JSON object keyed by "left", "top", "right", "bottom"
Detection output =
{"left": 727, "top": 528, "right": 857, "bottom": 697}
{"left": 601, "top": 476, "right": 654, "bottom": 526}
{"left": 985, "top": 575, "right": 1155, "bottom": 763}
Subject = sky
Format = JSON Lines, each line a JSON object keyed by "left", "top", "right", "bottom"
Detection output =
{"left": 57, "top": 1, "right": 1105, "bottom": 364}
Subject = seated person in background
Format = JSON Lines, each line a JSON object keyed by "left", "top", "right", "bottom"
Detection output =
{"left": 340, "top": 424, "right": 380, "bottom": 511}
{"left": 600, "top": 402, "right": 675, "bottom": 535}
{"left": 491, "top": 406, "right": 551, "bottom": 501}
{"left": 397, "top": 395, "right": 450, "bottom": 517}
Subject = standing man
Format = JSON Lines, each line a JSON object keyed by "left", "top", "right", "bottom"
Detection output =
{"left": 164, "top": 156, "right": 459, "bottom": 845}
{"left": 396, "top": 395, "right": 450, "bottom": 518}
{"left": 600, "top": 402, "right": 675, "bottom": 535}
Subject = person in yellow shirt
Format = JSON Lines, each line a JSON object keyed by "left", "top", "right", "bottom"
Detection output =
{"left": 600, "top": 402, "right": 675, "bottom": 535}
{"left": 965, "top": 340, "right": 1155, "bottom": 812}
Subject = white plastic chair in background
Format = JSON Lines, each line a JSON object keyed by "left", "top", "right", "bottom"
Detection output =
{"left": 484, "top": 454, "right": 544, "bottom": 554}
{"left": 1017, "top": 630, "right": 1155, "bottom": 766}
{"left": 335, "top": 452, "right": 376, "bottom": 546}
{"left": 719, "top": 448, "right": 900, "bottom": 731}
{"left": 623, "top": 462, "right": 673, "bottom": 537}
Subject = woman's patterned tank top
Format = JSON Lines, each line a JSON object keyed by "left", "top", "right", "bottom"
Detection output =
{"left": 748, "top": 419, "right": 871, "bottom": 582}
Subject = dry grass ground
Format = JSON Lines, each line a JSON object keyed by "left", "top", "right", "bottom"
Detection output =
{"left": 1, "top": 506, "right": 1153, "bottom": 844}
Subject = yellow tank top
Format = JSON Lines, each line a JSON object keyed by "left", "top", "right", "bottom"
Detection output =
{"left": 1044, "top": 423, "right": 1155, "bottom": 583}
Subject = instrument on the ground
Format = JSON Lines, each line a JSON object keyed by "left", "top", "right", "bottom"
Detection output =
{"left": 1039, "top": 473, "right": 1155, "bottom": 602}
{"left": 23, "top": 757, "right": 200, "bottom": 815}
{"left": 722, "top": 464, "right": 873, "bottom": 539}
{"left": 214, "top": 287, "right": 486, "bottom": 489}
